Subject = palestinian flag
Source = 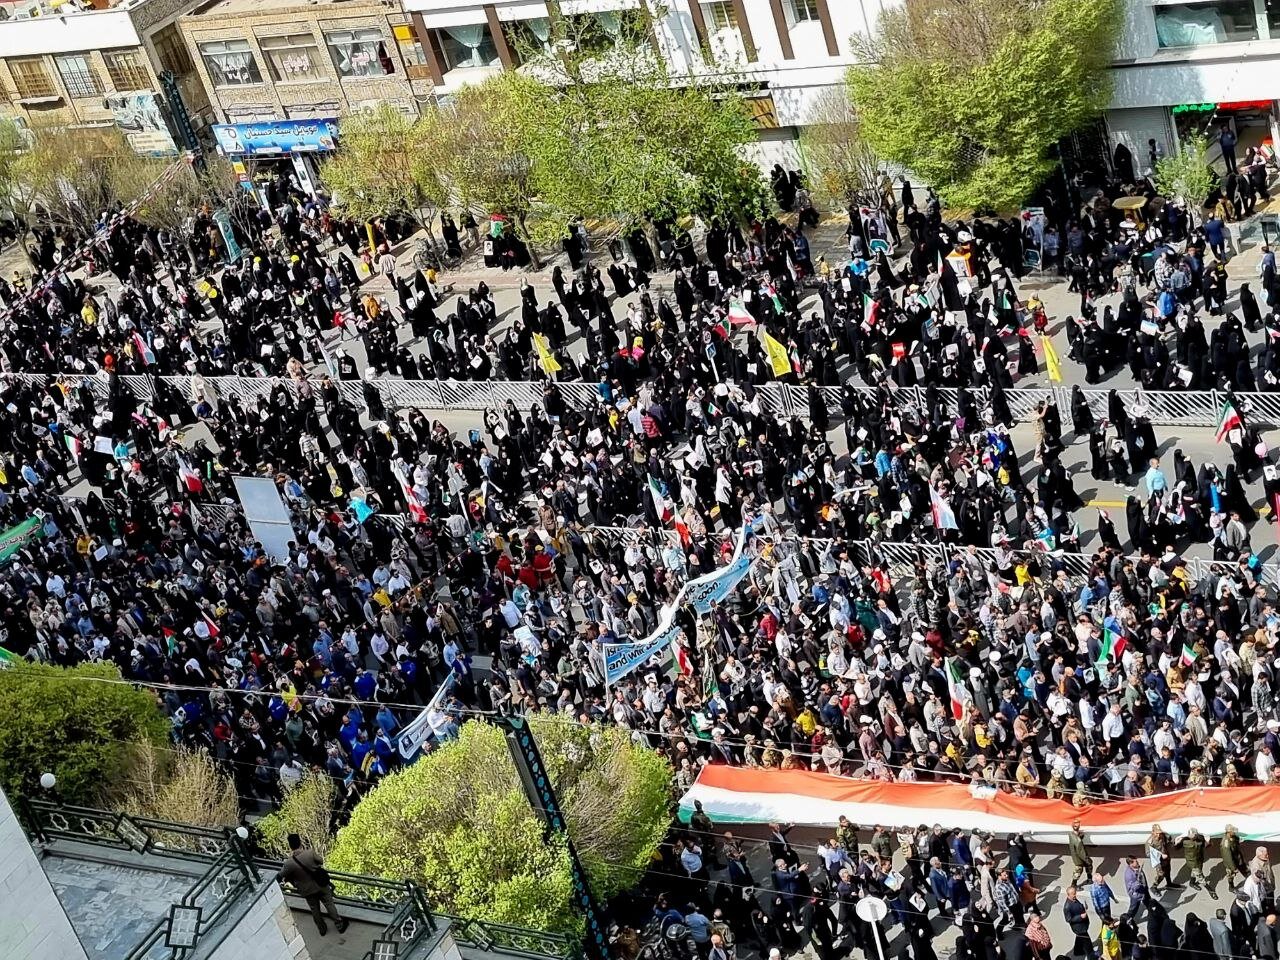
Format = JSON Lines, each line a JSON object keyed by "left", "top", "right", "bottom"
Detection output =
{"left": 647, "top": 474, "right": 673, "bottom": 523}
{"left": 1096, "top": 627, "right": 1127, "bottom": 665}
{"left": 727, "top": 298, "right": 755, "bottom": 327}
{"left": 764, "top": 283, "right": 784, "bottom": 315}
{"left": 945, "top": 657, "right": 970, "bottom": 720}
{"left": 862, "top": 292, "right": 879, "bottom": 329}
{"left": 1180, "top": 644, "right": 1199, "bottom": 668}
{"left": 711, "top": 315, "right": 731, "bottom": 341}
{"left": 161, "top": 625, "right": 177, "bottom": 656}
{"left": 1216, "top": 399, "right": 1242, "bottom": 443}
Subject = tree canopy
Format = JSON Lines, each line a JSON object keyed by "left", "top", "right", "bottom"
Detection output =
{"left": 848, "top": 0, "right": 1121, "bottom": 210}
{"left": 322, "top": 104, "right": 446, "bottom": 230}
{"left": 1154, "top": 134, "right": 1214, "bottom": 225}
{"left": 0, "top": 662, "right": 170, "bottom": 804}
{"left": 327, "top": 719, "right": 670, "bottom": 933}
{"left": 340, "top": 35, "right": 765, "bottom": 257}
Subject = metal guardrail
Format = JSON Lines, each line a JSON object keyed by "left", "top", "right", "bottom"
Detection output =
{"left": 22, "top": 798, "right": 233, "bottom": 861}
{"left": 124, "top": 845, "right": 260, "bottom": 960}
{"left": 0, "top": 372, "right": 1265, "bottom": 428}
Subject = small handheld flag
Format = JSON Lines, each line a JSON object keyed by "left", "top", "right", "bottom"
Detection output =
{"left": 1216, "top": 399, "right": 1242, "bottom": 444}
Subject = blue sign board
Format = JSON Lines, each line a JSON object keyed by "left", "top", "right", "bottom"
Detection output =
{"left": 212, "top": 118, "right": 339, "bottom": 157}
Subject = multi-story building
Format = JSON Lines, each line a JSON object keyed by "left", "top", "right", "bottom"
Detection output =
{"left": 0, "top": 0, "right": 208, "bottom": 154}
{"left": 175, "top": 0, "right": 436, "bottom": 189}
{"left": 398, "top": 0, "right": 869, "bottom": 168}
{"left": 1105, "top": 0, "right": 1280, "bottom": 171}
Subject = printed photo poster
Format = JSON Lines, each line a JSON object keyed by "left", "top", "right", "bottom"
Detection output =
{"left": 106, "top": 91, "right": 178, "bottom": 157}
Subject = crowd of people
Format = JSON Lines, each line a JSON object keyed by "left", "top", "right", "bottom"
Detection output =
{"left": 0, "top": 150, "right": 1278, "bottom": 960}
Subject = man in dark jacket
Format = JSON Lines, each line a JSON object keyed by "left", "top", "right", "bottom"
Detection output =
{"left": 1063, "top": 885, "right": 1092, "bottom": 958}
{"left": 278, "top": 833, "right": 348, "bottom": 936}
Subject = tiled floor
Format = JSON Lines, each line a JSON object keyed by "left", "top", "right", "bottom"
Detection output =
{"left": 43, "top": 857, "right": 194, "bottom": 960}
{"left": 294, "top": 916, "right": 386, "bottom": 960}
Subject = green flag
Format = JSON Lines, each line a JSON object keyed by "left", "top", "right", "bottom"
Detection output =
{"left": 0, "top": 646, "right": 22, "bottom": 669}
{"left": 0, "top": 517, "right": 42, "bottom": 565}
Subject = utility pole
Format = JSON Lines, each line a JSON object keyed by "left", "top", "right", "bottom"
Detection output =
{"left": 497, "top": 715, "right": 611, "bottom": 960}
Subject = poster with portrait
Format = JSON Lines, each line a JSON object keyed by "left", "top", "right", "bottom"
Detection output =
{"left": 106, "top": 91, "right": 178, "bottom": 157}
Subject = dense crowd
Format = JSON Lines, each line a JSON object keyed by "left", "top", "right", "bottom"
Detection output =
{"left": 0, "top": 153, "right": 1278, "bottom": 960}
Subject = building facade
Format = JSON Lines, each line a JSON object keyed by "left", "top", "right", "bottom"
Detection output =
{"left": 177, "top": 0, "right": 436, "bottom": 125}
{"left": 0, "top": 0, "right": 206, "bottom": 154}
{"left": 1105, "top": 0, "right": 1280, "bottom": 171}
{"left": 398, "top": 0, "right": 873, "bottom": 168}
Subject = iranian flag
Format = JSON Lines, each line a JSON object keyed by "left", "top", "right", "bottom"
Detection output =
{"left": 1180, "top": 644, "right": 1199, "bottom": 668}
{"left": 176, "top": 455, "right": 203, "bottom": 494}
{"left": 1216, "top": 399, "right": 1242, "bottom": 443}
{"left": 0, "top": 646, "right": 22, "bottom": 669}
{"left": 648, "top": 474, "right": 673, "bottom": 523}
{"left": 675, "top": 642, "right": 694, "bottom": 678}
{"left": 64, "top": 433, "right": 82, "bottom": 460}
{"left": 862, "top": 292, "right": 879, "bottom": 329}
{"left": 727, "top": 299, "right": 755, "bottom": 327}
{"left": 392, "top": 463, "right": 428, "bottom": 523}
{"left": 930, "top": 486, "right": 957, "bottom": 530}
{"left": 1096, "top": 626, "right": 1127, "bottom": 665}
{"left": 945, "top": 657, "right": 970, "bottom": 720}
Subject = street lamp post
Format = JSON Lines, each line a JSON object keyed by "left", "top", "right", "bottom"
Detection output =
{"left": 855, "top": 895, "right": 889, "bottom": 960}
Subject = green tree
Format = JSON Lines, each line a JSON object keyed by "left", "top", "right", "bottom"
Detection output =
{"left": 322, "top": 104, "right": 446, "bottom": 238}
{"left": 1154, "top": 135, "right": 1215, "bottom": 227}
{"left": 0, "top": 662, "right": 169, "bottom": 804}
{"left": 327, "top": 719, "right": 670, "bottom": 933}
{"left": 848, "top": 0, "right": 1121, "bottom": 210}
{"left": 255, "top": 769, "right": 335, "bottom": 858}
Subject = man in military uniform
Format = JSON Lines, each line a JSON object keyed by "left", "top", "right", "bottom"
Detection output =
{"left": 1181, "top": 827, "right": 1211, "bottom": 896}
{"left": 1067, "top": 820, "right": 1093, "bottom": 885}
{"left": 1223, "top": 824, "right": 1246, "bottom": 886}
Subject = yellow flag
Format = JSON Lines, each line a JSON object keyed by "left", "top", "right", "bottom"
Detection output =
{"left": 760, "top": 329, "right": 792, "bottom": 378}
{"left": 1041, "top": 334, "right": 1062, "bottom": 383}
{"left": 534, "top": 333, "right": 561, "bottom": 374}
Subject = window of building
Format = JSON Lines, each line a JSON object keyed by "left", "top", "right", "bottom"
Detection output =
{"left": 787, "top": 0, "right": 821, "bottom": 22}
{"left": 558, "top": 10, "right": 648, "bottom": 54}
{"left": 1266, "top": 0, "right": 1280, "bottom": 35}
{"left": 392, "top": 25, "right": 432, "bottom": 80}
{"left": 9, "top": 57, "right": 56, "bottom": 99}
{"left": 326, "top": 28, "right": 394, "bottom": 79}
{"left": 104, "top": 50, "right": 154, "bottom": 91}
{"left": 197, "top": 39, "right": 263, "bottom": 87}
{"left": 259, "top": 32, "right": 324, "bottom": 82}
{"left": 1154, "top": 0, "right": 1259, "bottom": 46}
{"left": 503, "top": 17, "right": 552, "bottom": 63}
{"left": 153, "top": 25, "right": 194, "bottom": 77}
{"left": 54, "top": 54, "right": 101, "bottom": 98}
{"left": 703, "top": 0, "right": 739, "bottom": 31}
{"left": 434, "top": 24, "right": 500, "bottom": 70}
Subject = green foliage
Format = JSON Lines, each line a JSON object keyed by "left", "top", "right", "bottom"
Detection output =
{"left": 0, "top": 662, "right": 169, "bottom": 804}
{"left": 256, "top": 769, "right": 335, "bottom": 859}
{"left": 849, "top": 0, "right": 1121, "bottom": 210}
{"left": 1154, "top": 135, "right": 1214, "bottom": 223}
{"left": 327, "top": 719, "right": 671, "bottom": 933}
{"left": 410, "top": 42, "right": 765, "bottom": 253}
{"left": 322, "top": 104, "right": 446, "bottom": 228}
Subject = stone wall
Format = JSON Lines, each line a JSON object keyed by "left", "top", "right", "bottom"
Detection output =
{"left": 0, "top": 792, "right": 89, "bottom": 960}
{"left": 207, "top": 880, "right": 310, "bottom": 960}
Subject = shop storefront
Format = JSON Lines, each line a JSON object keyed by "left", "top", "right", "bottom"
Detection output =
{"left": 211, "top": 117, "right": 339, "bottom": 200}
